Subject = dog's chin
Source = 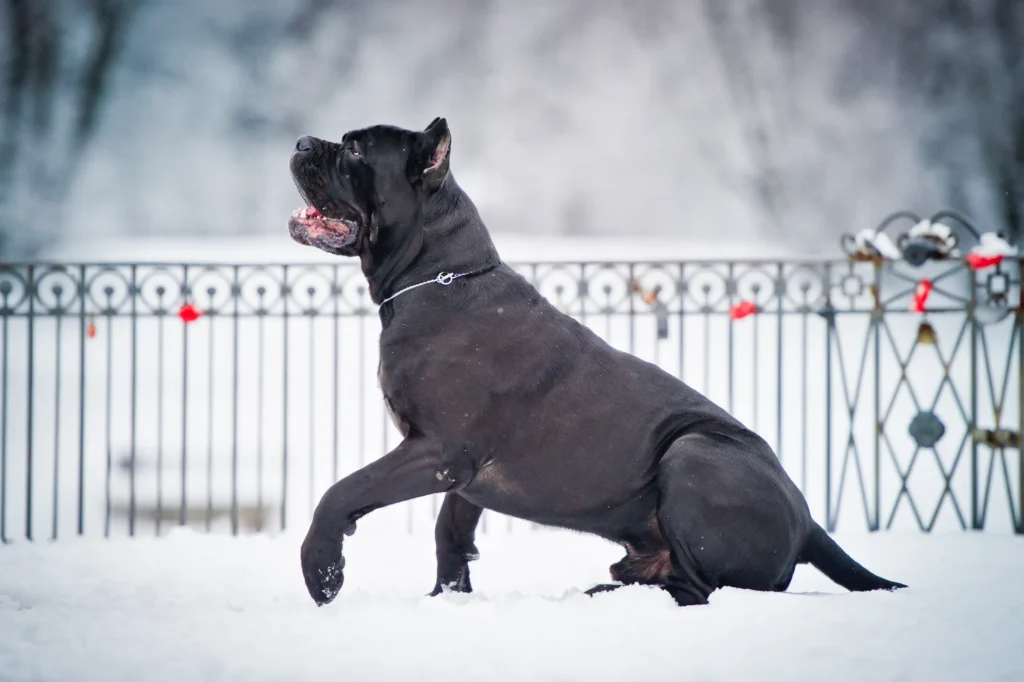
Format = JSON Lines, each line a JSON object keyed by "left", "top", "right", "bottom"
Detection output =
{"left": 288, "top": 207, "right": 362, "bottom": 256}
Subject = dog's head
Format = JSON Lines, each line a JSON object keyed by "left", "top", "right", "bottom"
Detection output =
{"left": 288, "top": 118, "right": 452, "bottom": 257}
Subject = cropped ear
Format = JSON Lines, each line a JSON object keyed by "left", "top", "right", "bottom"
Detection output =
{"left": 409, "top": 117, "right": 451, "bottom": 194}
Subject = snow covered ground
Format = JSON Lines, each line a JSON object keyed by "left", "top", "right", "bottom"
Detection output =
{"left": 1, "top": 527, "right": 1022, "bottom": 682}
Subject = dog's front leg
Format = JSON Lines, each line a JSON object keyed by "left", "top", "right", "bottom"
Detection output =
{"left": 300, "top": 436, "right": 451, "bottom": 605}
{"left": 430, "top": 492, "right": 483, "bottom": 596}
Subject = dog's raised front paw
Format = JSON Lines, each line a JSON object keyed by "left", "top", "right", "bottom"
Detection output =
{"left": 301, "top": 538, "right": 346, "bottom": 606}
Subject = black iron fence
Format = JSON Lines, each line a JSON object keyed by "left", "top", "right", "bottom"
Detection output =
{"left": 1, "top": 216, "right": 1022, "bottom": 541}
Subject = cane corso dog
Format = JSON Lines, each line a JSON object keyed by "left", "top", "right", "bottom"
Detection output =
{"left": 289, "top": 118, "right": 906, "bottom": 606}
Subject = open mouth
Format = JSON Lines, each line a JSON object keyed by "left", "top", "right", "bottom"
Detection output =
{"left": 288, "top": 205, "right": 361, "bottom": 251}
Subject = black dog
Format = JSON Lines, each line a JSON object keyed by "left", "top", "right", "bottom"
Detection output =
{"left": 289, "top": 118, "right": 906, "bottom": 606}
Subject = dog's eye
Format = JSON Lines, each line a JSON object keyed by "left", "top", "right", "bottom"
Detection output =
{"left": 345, "top": 144, "right": 362, "bottom": 159}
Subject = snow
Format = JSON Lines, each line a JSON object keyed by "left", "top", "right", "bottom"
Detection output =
{"left": 1, "top": 527, "right": 1022, "bottom": 681}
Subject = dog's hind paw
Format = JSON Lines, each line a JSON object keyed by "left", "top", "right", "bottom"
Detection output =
{"left": 429, "top": 560, "right": 473, "bottom": 596}
{"left": 584, "top": 583, "right": 625, "bottom": 597}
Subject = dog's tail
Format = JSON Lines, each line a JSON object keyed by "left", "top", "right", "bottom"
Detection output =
{"left": 802, "top": 523, "right": 907, "bottom": 592}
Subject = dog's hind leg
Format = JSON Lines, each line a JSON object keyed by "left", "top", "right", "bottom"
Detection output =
{"left": 430, "top": 492, "right": 484, "bottom": 596}
{"left": 585, "top": 584, "right": 626, "bottom": 596}
{"left": 586, "top": 518, "right": 675, "bottom": 599}
{"left": 655, "top": 433, "right": 805, "bottom": 606}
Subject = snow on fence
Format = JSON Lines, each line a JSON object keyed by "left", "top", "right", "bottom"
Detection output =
{"left": 1, "top": 230, "right": 1022, "bottom": 542}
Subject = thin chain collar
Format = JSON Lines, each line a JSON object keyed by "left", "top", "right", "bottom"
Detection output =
{"left": 377, "top": 262, "right": 500, "bottom": 309}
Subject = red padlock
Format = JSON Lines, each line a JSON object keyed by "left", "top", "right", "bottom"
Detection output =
{"left": 729, "top": 300, "right": 757, "bottom": 320}
{"left": 966, "top": 252, "right": 1003, "bottom": 270}
{"left": 911, "top": 279, "right": 933, "bottom": 313}
{"left": 178, "top": 303, "right": 202, "bottom": 324}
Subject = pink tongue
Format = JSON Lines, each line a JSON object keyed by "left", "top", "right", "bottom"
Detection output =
{"left": 306, "top": 207, "right": 322, "bottom": 218}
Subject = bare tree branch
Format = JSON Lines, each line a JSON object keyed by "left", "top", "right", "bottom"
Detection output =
{"left": 76, "top": 0, "right": 140, "bottom": 150}
{"left": 0, "top": 0, "right": 30, "bottom": 194}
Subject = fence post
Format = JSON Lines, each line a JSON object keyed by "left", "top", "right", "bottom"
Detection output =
{"left": 1018, "top": 259, "right": 1024, "bottom": 534}
{"left": 25, "top": 265, "right": 34, "bottom": 541}
{"left": 970, "top": 265, "right": 981, "bottom": 529}
{"left": 872, "top": 262, "right": 882, "bottom": 531}
{"left": 824, "top": 263, "right": 835, "bottom": 532}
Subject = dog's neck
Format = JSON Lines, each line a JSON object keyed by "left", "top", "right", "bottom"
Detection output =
{"left": 361, "top": 175, "right": 500, "bottom": 308}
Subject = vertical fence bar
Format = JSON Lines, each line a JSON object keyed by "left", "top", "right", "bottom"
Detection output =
{"left": 309, "top": 285, "right": 316, "bottom": 519}
{"left": 702, "top": 284, "right": 711, "bottom": 396}
{"left": 358, "top": 292, "right": 365, "bottom": 468}
{"left": 872, "top": 263, "right": 882, "bottom": 531}
{"left": 727, "top": 263, "right": 734, "bottom": 415}
{"left": 752, "top": 284, "right": 760, "bottom": 431}
{"left": 205, "top": 287, "right": 215, "bottom": 532}
{"left": 0, "top": 281, "right": 7, "bottom": 543}
{"left": 26, "top": 265, "right": 34, "bottom": 541}
{"left": 603, "top": 272, "right": 612, "bottom": 342}
{"left": 103, "top": 289, "right": 113, "bottom": 537}
{"left": 256, "top": 285, "right": 265, "bottom": 531}
{"left": 824, "top": 263, "right": 834, "bottom": 531}
{"left": 1018, "top": 260, "right": 1024, "bottom": 533}
{"left": 281, "top": 265, "right": 290, "bottom": 532}
{"left": 52, "top": 288, "right": 63, "bottom": 540}
{"left": 156, "top": 286, "right": 165, "bottom": 536}
{"left": 231, "top": 266, "right": 240, "bottom": 536}
{"left": 801, "top": 291, "right": 809, "bottom": 495}
{"left": 530, "top": 263, "right": 541, "bottom": 532}
{"left": 579, "top": 263, "right": 587, "bottom": 329}
{"left": 776, "top": 264, "right": 783, "bottom": 461}
{"left": 628, "top": 263, "right": 636, "bottom": 356}
{"left": 678, "top": 263, "right": 686, "bottom": 382}
{"left": 129, "top": 266, "right": 138, "bottom": 536}
{"left": 332, "top": 266, "right": 340, "bottom": 483}
{"left": 77, "top": 266, "right": 87, "bottom": 535}
{"left": 970, "top": 265, "right": 980, "bottom": 529}
{"left": 180, "top": 266, "right": 190, "bottom": 527}
{"left": 652, "top": 308, "right": 661, "bottom": 368}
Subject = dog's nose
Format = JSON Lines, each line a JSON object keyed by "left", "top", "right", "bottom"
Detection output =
{"left": 295, "top": 136, "right": 316, "bottom": 154}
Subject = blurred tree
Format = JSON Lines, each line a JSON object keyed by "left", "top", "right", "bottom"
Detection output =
{"left": 3, "top": 0, "right": 1022, "bottom": 252}
{"left": 845, "top": 0, "right": 1024, "bottom": 242}
{"left": 701, "top": 0, "right": 1024, "bottom": 245}
{"left": 0, "top": 0, "right": 141, "bottom": 257}
{"left": 915, "top": 0, "right": 1024, "bottom": 243}
{"left": 702, "top": 0, "right": 795, "bottom": 236}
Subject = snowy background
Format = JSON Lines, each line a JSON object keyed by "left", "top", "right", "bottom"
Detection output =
{"left": 1, "top": 1, "right": 1024, "bottom": 256}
